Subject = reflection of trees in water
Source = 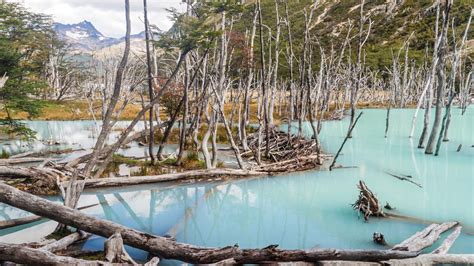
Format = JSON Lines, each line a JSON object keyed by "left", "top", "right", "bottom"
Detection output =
{"left": 113, "top": 193, "right": 148, "bottom": 231}
{"left": 92, "top": 180, "right": 304, "bottom": 246}
{"left": 0, "top": 205, "right": 12, "bottom": 220}
{"left": 96, "top": 194, "right": 122, "bottom": 223}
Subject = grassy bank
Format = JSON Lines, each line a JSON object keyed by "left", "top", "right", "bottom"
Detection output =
{"left": 0, "top": 99, "right": 396, "bottom": 121}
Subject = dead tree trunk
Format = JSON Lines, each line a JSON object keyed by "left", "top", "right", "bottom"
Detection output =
{"left": 329, "top": 112, "right": 363, "bottom": 170}
{"left": 143, "top": 0, "right": 156, "bottom": 165}
{"left": 82, "top": 0, "right": 132, "bottom": 177}
{"left": 0, "top": 183, "right": 419, "bottom": 264}
{"left": 0, "top": 242, "right": 105, "bottom": 265}
{"left": 257, "top": 0, "right": 270, "bottom": 158}
{"left": 349, "top": 0, "right": 371, "bottom": 138}
{"left": 240, "top": 6, "right": 257, "bottom": 151}
{"left": 425, "top": 1, "right": 451, "bottom": 154}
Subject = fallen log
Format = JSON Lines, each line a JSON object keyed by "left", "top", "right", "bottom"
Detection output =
{"left": 0, "top": 164, "right": 70, "bottom": 195}
{"left": 144, "top": 257, "right": 160, "bottom": 266}
{"left": 40, "top": 231, "right": 90, "bottom": 253}
{"left": 0, "top": 157, "right": 46, "bottom": 166}
{"left": 10, "top": 148, "right": 84, "bottom": 159}
{"left": 385, "top": 254, "right": 474, "bottom": 265}
{"left": 61, "top": 168, "right": 265, "bottom": 189}
{"left": 432, "top": 225, "right": 462, "bottom": 254}
{"left": 104, "top": 232, "right": 136, "bottom": 264}
{"left": 0, "top": 202, "right": 99, "bottom": 229}
{"left": 56, "top": 249, "right": 103, "bottom": 258}
{"left": 0, "top": 183, "right": 419, "bottom": 264}
{"left": 0, "top": 242, "right": 105, "bottom": 265}
{"left": 392, "top": 222, "right": 458, "bottom": 252}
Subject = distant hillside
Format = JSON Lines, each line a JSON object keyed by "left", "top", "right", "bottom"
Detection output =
{"left": 54, "top": 20, "right": 152, "bottom": 55}
{"left": 236, "top": 0, "right": 473, "bottom": 70}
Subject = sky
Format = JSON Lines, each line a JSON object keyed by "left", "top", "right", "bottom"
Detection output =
{"left": 10, "top": 0, "right": 184, "bottom": 37}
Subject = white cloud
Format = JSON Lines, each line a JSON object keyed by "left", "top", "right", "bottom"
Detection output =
{"left": 9, "top": 0, "right": 184, "bottom": 37}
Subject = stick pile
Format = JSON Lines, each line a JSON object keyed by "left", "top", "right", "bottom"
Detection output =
{"left": 244, "top": 127, "right": 323, "bottom": 172}
{"left": 352, "top": 180, "right": 386, "bottom": 220}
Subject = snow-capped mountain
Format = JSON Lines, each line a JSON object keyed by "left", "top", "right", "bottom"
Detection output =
{"left": 54, "top": 21, "right": 148, "bottom": 53}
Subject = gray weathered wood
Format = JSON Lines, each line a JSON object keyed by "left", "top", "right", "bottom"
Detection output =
{"left": 0, "top": 158, "right": 46, "bottom": 166}
{"left": 61, "top": 168, "right": 264, "bottom": 189}
{"left": 40, "top": 231, "right": 90, "bottom": 253}
{"left": 386, "top": 254, "right": 474, "bottom": 265}
{"left": 392, "top": 222, "right": 458, "bottom": 252}
{"left": 104, "top": 232, "right": 136, "bottom": 264}
{"left": 0, "top": 242, "right": 105, "bottom": 265}
{"left": 0, "top": 183, "right": 419, "bottom": 264}
{"left": 431, "top": 225, "right": 462, "bottom": 254}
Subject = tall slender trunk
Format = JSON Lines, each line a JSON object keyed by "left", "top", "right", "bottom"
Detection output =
{"left": 425, "top": 1, "right": 451, "bottom": 154}
{"left": 143, "top": 0, "right": 155, "bottom": 164}
{"left": 414, "top": 3, "right": 441, "bottom": 141}
{"left": 257, "top": 0, "right": 270, "bottom": 158}
{"left": 284, "top": 1, "right": 295, "bottom": 143}
{"left": 349, "top": 0, "right": 370, "bottom": 138}
{"left": 176, "top": 58, "right": 190, "bottom": 165}
{"left": 82, "top": 0, "right": 131, "bottom": 177}
{"left": 93, "top": 52, "right": 189, "bottom": 179}
{"left": 269, "top": 0, "right": 281, "bottom": 125}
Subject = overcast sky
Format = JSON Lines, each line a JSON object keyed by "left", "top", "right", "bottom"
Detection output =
{"left": 10, "top": 0, "right": 184, "bottom": 37}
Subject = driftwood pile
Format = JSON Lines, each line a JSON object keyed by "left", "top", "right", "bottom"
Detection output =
{"left": 352, "top": 180, "right": 386, "bottom": 221}
{"left": 245, "top": 128, "right": 319, "bottom": 161}
{"left": 254, "top": 154, "right": 324, "bottom": 173}
{"left": 244, "top": 127, "right": 323, "bottom": 172}
{"left": 0, "top": 161, "right": 78, "bottom": 195}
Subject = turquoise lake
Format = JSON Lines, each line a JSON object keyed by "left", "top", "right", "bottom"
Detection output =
{"left": 0, "top": 107, "right": 473, "bottom": 262}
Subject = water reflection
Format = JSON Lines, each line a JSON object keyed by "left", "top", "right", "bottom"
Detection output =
{"left": 0, "top": 108, "right": 473, "bottom": 260}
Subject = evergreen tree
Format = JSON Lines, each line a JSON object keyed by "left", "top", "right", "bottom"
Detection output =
{"left": 0, "top": 2, "right": 56, "bottom": 138}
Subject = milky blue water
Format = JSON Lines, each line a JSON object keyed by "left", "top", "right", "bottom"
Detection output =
{"left": 0, "top": 108, "right": 473, "bottom": 261}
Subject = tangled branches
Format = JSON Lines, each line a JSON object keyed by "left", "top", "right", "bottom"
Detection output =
{"left": 352, "top": 180, "right": 386, "bottom": 221}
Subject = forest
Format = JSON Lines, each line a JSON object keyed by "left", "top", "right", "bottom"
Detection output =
{"left": 0, "top": 0, "right": 473, "bottom": 264}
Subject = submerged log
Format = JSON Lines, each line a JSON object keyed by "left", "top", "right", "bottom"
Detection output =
{"left": 373, "top": 232, "right": 387, "bottom": 246}
{"left": 0, "top": 215, "right": 42, "bottom": 229}
{"left": 385, "top": 171, "right": 422, "bottom": 188}
{"left": 61, "top": 168, "right": 265, "bottom": 189}
{"left": 0, "top": 183, "right": 419, "bottom": 264}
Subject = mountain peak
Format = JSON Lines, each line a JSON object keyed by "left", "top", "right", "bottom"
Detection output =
{"left": 53, "top": 20, "right": 152, "bottom": 53}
